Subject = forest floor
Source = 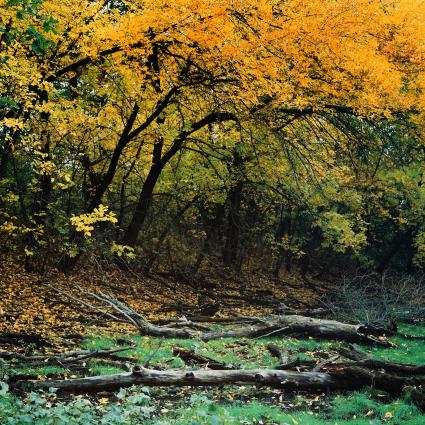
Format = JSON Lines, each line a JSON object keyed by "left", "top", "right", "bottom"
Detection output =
{"left": 0, "top": 258, "right": 424, "bottom": 424}
{"left": 0, "top": 258, "right": 330, "bottom": 343}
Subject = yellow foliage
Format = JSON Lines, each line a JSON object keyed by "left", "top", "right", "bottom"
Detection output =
{"left": 111, "top": 243, "right": 136, "bottom": 259}
{"left": 70, "top": 205, "right": 118, "bottom": 238}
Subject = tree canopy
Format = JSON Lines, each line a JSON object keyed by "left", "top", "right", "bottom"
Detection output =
{"left": 1, "top": 0, "right": 425, "bottom": 274}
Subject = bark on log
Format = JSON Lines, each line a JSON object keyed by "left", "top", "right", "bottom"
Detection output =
{"left": 45, "top": 286, "right": 393, "bottom": 345}
{"left": 197, "top": 315, "right": 392, "bottom": 346}
{"left": 27, "top": 365, "right": 425, "bottom": 396}
{"left": 29, "top": 367, "right": 345, "bottom": 393}
{"left": 275, "top": 359, "right": 316, "bottom": 371}
{"left": 402, "top": 386, "right": 425, "bottom": 412}
{"left": 273, "top": 303, "right": 329, "bottom": 317}
{"left": 266, "top": 343, "right": 289, "bottom": 364}
{"left": 172, "top": 346, "right": 232, "bottom": 370}
{"left": 94, "top": 293, "right": 393, "bottom": 345}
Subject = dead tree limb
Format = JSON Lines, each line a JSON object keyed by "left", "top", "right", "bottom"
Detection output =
{"left": 312, "top": 355, "right": 340, "bottom": 372}
{"left": 273, "top": 303, "right": 329, "bottom": 317}
{"left": 275, "top": 359, "right": 316, "bottom": 371}
{"left": 26, "top": 367, "right": 346, "bottom": 393}
{"left": 51, "top": 288, "right": 393, "bottom": 346}
{"left": 42, "top": 284, "right": 395, "bottom": 346}
{"left": 172, "top": 346, "right": 232, "bottom": 370}
{"left": 0, "top": 346, "right": 135, "bottom": 366}
{"left": 27, "top": 365, "right": 425, "bottom": 397}
{"left": 40, "top": 282, "right": 123, "bottom": 322}
{"left": 199, "top": 315, "right": 392, "bottom": 345}
{"left": 329, "top": 345, "right": 425, "bottom": 375}
{"left": 266, "top": 343, "right": 289, "bottom": 364}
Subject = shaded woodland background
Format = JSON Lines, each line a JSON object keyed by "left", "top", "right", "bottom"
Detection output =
{"left": 0, "top": 0, "right": 424, "bottom": 283}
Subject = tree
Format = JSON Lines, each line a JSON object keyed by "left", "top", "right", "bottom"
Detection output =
{"left": 1, "top": 0, "right": 425, "bottom": 273}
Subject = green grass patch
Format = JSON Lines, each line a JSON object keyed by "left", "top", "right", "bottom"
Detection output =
{"left": 1, "top": 321, "right": 424, "bottom": 424}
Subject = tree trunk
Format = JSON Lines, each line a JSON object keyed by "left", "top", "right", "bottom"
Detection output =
{"left": 122, "top": 162, "right": 163, "bottom": 247}
{"left": 222, "top": 147, "right": 245, "bottom": 268}
{"left": 123, "top": 112, "right": 237, "bottom": 247}
{"left": 28, "top": 364, "right": 425, "bottom": 396}
{"left": 87, "top": 104, "right": 139, "bottom": 212}
{"left": 87, "top": 88, "right": 178, "bottom": 212}
{"left": 222, "top": 180, "right": 243, "bottom": 267}
{"left": 145, "top": 198, "right": 195, "bottom": 273}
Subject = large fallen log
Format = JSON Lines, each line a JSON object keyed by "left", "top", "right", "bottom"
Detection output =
{"left": 336, "top": 346, "right": 425, "bottom": 374}
{"left": 27, "top": 364, "right": 425, "bottom": 397}
{"left": 198, "top": 315, "right": 392, "bottom": 345}
{"left": 52, "top": 288, "right": 392, "bottom": 346}
{"left": 25, "top": 367, "right": 347, "bottom": 393}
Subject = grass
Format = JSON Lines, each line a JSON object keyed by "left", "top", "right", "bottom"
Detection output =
{"left": 1, "top": 323, "right": 424, "bottom": 424}
{"left": 145, "top": 393, "right": 425, "bottom": 424}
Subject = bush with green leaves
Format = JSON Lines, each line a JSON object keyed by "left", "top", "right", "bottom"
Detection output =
{"left": 0, "top": 385, "right": 155, "bottom": 425}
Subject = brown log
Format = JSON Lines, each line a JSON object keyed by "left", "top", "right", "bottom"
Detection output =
{"left": 324, "top": 365, "right": 425, "bottom": 395}
{"left": 266, "top": 343, "right": 288, "bottom": 364}
{"left": 402, "top": 386, "right": 425, "bottom": 412}
{"left": 273, "top": 303, "right": 329, "bottom": 317}
{"left": 45, "top": 286, "right": 393, "bottom": 345}
{"left": 275, "top": 359, "right": 316, "bottom": 370}
{"left": 121, "top": 300, "right": 393, "bottom": 345}
{"left": 338, "top": 346, "right": 369, "bottom": 361}
{"left": 29, "top": 366, "right": 345, "bottom": 393}
{"left": 172, "top": 346, "right": 232, "bottom": 370}
{"left": 312, "top": 355, "right": 340, "bottom": 372}
{"left": 27, "top": 365, "right": 425, "bottom": 395}
{"left": 198, "top": 315, "right": 393, "bottom": 346}
{"left": 337, "top": 346, "right": 425, "bottom": 374}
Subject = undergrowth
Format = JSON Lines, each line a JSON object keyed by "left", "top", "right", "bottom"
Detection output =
{"left": 0, "top": 323, "right": 424, "bottom": 424}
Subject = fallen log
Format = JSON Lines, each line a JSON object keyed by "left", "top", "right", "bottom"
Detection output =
{"left": 172, "top": 346, "right": 232, "bottom": 370}
{"left": 27, "top": 367, "right": 345, "bottom": 393}
{"left": 58, "top": 289, "right": 392, "bottom": 346}
{"left": 337, "top": 347, "right": 425, "bottom": 375}
{"left": 312, "top": 355, "right": 340, "bottom": 372}
{"left": 266, "top": 343, "right": 289, "bottom": 364}
{"left": 153, "top": 316, "right": 258, "bottom": 326}
{"left": 275, "top": 359, "right": 316, "bottom": 371}
{"left": 273, "top": 303, "right": 329, "bottom": 317}
{"left": 0, "top": 346, "right": 135, "bottom": 367}
{"left": 26, "top": 364, "right": 425, "bottom": 397}
{"left": 198, "top": 315, "right": 393, "bottom": 345}
{"left": 403, "top": 386, "right": 425, "bottom": 412}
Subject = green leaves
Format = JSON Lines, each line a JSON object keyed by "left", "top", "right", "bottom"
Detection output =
{"left": 26, "top": 25, "right": 54, "bottom": 55}
{"left": 42, "top": 17, "right": 58, "bottom": 34}
{"left": 7, "top": 0, "right": 46, "bottom": 18}
{"left": 0, "top": 97, "right": 19, "bottom": 110}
